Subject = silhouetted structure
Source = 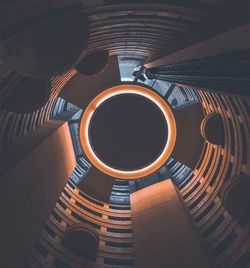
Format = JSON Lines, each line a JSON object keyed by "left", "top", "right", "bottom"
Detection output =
{"left": 0, "top": 1, "right": 249, "bottom": 268}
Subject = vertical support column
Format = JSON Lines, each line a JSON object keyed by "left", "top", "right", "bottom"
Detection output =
{"left": 131, "top": 180, "right": 212, "bottom": 268}
{"left": 0, "top": 120, "right": 76, "bottom": 267}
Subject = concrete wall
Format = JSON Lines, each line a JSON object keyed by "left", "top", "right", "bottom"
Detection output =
{"left": 131, "top": 180, "right": 212, "bottom": 268}
{"left": 0, "top": 121, "right": 76, "bottom": 267}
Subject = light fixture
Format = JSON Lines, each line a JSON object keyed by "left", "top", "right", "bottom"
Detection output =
{"left": 79, "top": 84, "right": 176, "bottom": 179}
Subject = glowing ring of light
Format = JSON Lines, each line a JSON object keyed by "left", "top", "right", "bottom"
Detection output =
{"left": 79, "top": 84, "right": 176, "bottom": 180}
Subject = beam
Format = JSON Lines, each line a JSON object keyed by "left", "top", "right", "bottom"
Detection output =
{"left": 145, "top": 2, "right": 250, "bottom": 68}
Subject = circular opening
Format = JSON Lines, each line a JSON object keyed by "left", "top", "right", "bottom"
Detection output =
{"left": 64, "top": 223, "right": 99, "bottom": 257}
{"left": 80, "top": 84, "right": 176, "bottom": 179}
{"left": 201, "top": 112, "right": 224, "bottom": 145}
{"left": 3, "top": 77, "right": 50, "bottom": 113}
{"left": 220, "top": 175, "right": 250, "bottom": 220}
{"left": 76, "top": 50, "right": 109, "bottom": 75}
{"left": 89, "top": 93, "right": 168, "bottom": 170}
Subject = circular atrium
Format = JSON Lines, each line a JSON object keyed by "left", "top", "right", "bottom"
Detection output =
{"left": 0, "top": 2, "right": 249, "bottom": 268}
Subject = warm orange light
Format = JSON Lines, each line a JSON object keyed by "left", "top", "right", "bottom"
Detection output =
{"left": 79, "top": 84, "right": 176, "bottom": 180}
